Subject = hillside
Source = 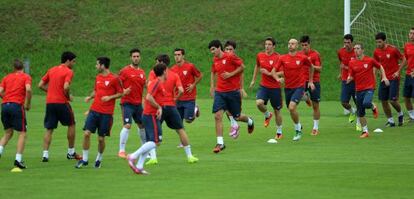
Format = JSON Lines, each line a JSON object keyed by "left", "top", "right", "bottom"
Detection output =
{"left": 0, "top": 0, "right": 344, "bottom": 99}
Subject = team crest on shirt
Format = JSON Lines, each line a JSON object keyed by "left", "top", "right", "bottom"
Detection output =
{"left": 296, "top": 60, "right": 300, "bottom": 65}
{"left": 363, "top": 64, "right": 368, "bottom": 68}
{"left": 222, "top": 60, "right": 226, "bottom": 64}
{"left": 386, "top": 54, "right": 390, "bottom": 59}
{"left": 105, "top": 81, "right": 110, "bottom": 86}
{"left": 269, "top": 60, "right": 274, "bottom": 65}
{"left": 125, "top": 118, "right": 129, "bottom": 123}
{"left": 183, "top": 70, "right": 188, "bottom": 75}
{"left": 140, "top": 74, "right": 143, "bottom": 78}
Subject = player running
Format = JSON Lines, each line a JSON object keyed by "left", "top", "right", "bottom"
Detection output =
{"left": 299, "top": 35, "right": 322, "bottom": 135}
{"left": 76, "top": 57, "right": 127, "bottom": 168}
{"left": 373, "top": 32, "right": 406, "bottom": 127}
{"left": 0, "top": 59, "right": 32, "bottom": 169}
{"left": 347, "top": 43, "right": 389, "bottom": 138}
{"left": 117, "top": 48, "right": 147, "bottom": 158}
{"left": 209, "top": 40, "right": 254, "bottom": 153}
{"left": 38, "top": 51, "right": 81, "bottom": 162}
{"left": 272, "top": 39, "right": 313, "bottom": 141}
{"left": 249, "top": 37, "right": 284, "bottom": 139}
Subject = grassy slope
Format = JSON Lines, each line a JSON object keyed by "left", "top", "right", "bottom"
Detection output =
{"left": 0, "top": 96, "right": 413, "bottom": 199}
{"left": 0, "top": 0, "right": 343, "bottom": 99}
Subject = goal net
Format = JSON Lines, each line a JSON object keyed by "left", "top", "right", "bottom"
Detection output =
{"left": 350, "top": 0, "right": 414, "bottom": 52}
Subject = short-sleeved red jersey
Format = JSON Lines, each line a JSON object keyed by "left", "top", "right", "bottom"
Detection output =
{"left": 119, "top": 65, "right": 146, "bottom": 105}
{"left": 170, "top": 62, "right": 201, "bottom": 100}
{"left": 337, "top": 47, "right": 356, "bottom": 81}
{"left": 348, "top": 56, "right": 381, "bottom": 91}
{"left": 373, "top": 45, "right": 403, "bottom": 80}
{"left": 298, "top": 49, "right": 322, "bottom": 82}
{"left": 90, "top": 73, "right": 123, "bottom": 114}
{"left": 256, "top": 52, "right": 280, "bottom": 88}
{"left": 404, "top": 42, "right": 414, "bottom": 75}
{"left": 41, "top": 64, "right": 73, "bottom": 103}
{"left": 211, "top": 52, "right": 243, "bottom": 92}
{"left": 276, "top": 53, "right": 311, "bottom": 88}
{"left": 0, "top": 71, "right": 31, "bottom": 105}
{"left": 149, "top": 69, "right": 182, "bottom": 106}
{"left": 143, "top": 79, "right": 165, "bottom": 115}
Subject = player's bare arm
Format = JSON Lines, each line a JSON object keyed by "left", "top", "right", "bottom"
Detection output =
{"left": 24, "top": 84, "right": 32, "bottom": 111}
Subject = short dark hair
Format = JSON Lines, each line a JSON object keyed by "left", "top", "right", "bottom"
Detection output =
{"left": 208, "top": 40, "right": 223, "bottom": 50}
{"left": 354, "top": 42, "right": 364, "bottom": 49}
{"left": 344, "top": 34, "right": 354, "bottom": 42}
{"left": 411, "top": 27, "right": 414, "bottom": 30}
{"left": 224, "top": 40, "right": 237, "bottom": 49}
{"left": 300, "top": 35, "right": 311, "bottom": 43}
{"left": 61, "top": 51, "right": 76, "bottom": 63}
{"left": 153, "top": 63, "right": 167, "bottom": 77}
{"left": 13, "top": 59, "right": 23, "bottom": 70}
{"left": 129, "top": 48, "right": 141, "bottom": 56}
{"left": 265, "top": 37, "right": 276, "bottom": 45}
{"left": 174, "top": 48, "right": 185, "bottom": 55}
{"left": 375, "top": 32, "right": 386, "bottom": 41}
{"left": 156, "top": 54, "right": 170, "bottom": 66}
{"left": 97, "top": 57, "right": 111, "bottom": 69}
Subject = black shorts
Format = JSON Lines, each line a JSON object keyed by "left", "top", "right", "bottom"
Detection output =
{"left": 1, "top": 103, "right": 27, "bottom": 132}
{"left": 161, "top": 106, "right": 184, "bottom": 130}
{"left": 44, "top": 103, "right": 75, "bottom": 129}
{"left": 83, "top": 110, "right": 113, "bottom": 137}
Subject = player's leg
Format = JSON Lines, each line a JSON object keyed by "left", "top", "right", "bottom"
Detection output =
{"left": 0, "top": 104, "right": 14, "bottom": 156}
{"left": 212, "top": 92, "right": 226, "bottom": 153}
{"left": 231, "top": 91, "right": 254, "bottom": 134}
{"left": 288, "top": 88, "right": 304, "bottom": 141}
{"left": 341, "top": 81, "right": 357, "bottom": 122}
{"left": 42, "top": 104, "right": 58, "bottom": 162}
{"left": 94, "top": 113, "right": 113, "bottom": 168}
{"left": 13, "top": 104, "right": 27, "bottom": 168}
{"left": 0, "top": 129, "right": 13, "bottom": 157}
{"left": 119, "top": 104, "right": 132, "bottom": 158}
{"left": 135, "top": 104, "right": 146, "bottom": 144}
{"left": 269, "top": 88, "right": 283, "bottom": 139}
{"left": 403, "top": 76, "right": 414, "bottom": 120}
{"left": 310, "top": 83, "right": 321, "bottom": 135}
{"left": 356, "top": 91, "right": 369, "bottom": 138}
{"left": 75, "top": 111, "right": 98, "bottom": 168}
{"left": 388, "top": 80, "right": 403, "bottom": 125}
{"left": 58, "top": 103, "right": 79, "bottom": 160}
{"left": 183, "top": 100, "right": 196, "bottom": 124}
{"left": 256, "top": 86, "right": 271, "bottom": 127}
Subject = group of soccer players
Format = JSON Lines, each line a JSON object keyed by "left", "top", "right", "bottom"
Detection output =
{"left": 1, "top": 27, "right": 414, "bottom": 174}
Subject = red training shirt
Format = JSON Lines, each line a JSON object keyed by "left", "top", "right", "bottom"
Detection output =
{"left": 211, "top": 52, "right": 243, "bottom": 92}
{"left": 41, "top": 64, "right": 73, "bottom": 104}
{"left": 149, "top": 69, "right": 182, "bottom": 106}
{"left": 170, "top": 62, "right": 201, "bottom": 101}
{"left": 337, "top": 47, "right": 356, "bottom": 81}
{"left": 404, "top": 42, "right": 414, "bottom": 75}
{"left": 373, "top": 45, "right": 403, "bottom": 80}
{"left": 143, "top": 79, "right": 165, "bottom": 115}
{"left": 256, "top": 52, "right": 280, "bottom": 88}
{"left": 298, "top": 49, "right": 322, "bottom": 82}
{"left": 0, "top": 71, "right": 32, "bottom": 105}
{"left": 348, "top": 56, "right": 381, "bottom": 92}
{"left": 90, "top": 73, "right": 123, "bottom": 114}
{"left": 119, "top": 65, "right": 146, "bottom": 105}
{"left": 276, "top": 53, "right": 311, "bottom": 88}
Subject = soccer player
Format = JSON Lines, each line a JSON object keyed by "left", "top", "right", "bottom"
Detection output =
{"left": 75, "top": 57, "right": 126, "bottom": 168}
{"left": 223, "top": 40, "right": 250, "bottom": 136}
{"left": 299, "top": 35, "right": 322, "bottom": 135}
{"left": 272, "top": 39, "right": 313, "bottom": 141}
{"left": 127, "top": 63, "right": 167, "bottom": 175}
{"left": 209, "top": 40, "right": 254, "bottom": 153}
{"left": 373, "top": 32, "right": 405, "bottom": 126}
{"left": 337, "top": 34, "right": 360, "bottom": 128}
{"left": 249, "top": 37, "right": 284, "bottom": 139}
{"left": 403, "top": 27, "right": 414, "bottom": 121}
{"left": 38, "top": 51, "right": 81, "bottom": 162}
{"left": 170, "top": 48, "right": 202, "bottom": 124}
{"left": 117, "top": 48, "right": 147, "bottom": 158}
{"left": 0, "top": 59, "right": 32, "bottom": 169}
{"left": 146, "top": 54, "right": 199, "bottom": 164}
{"left": 347, "top": 43, "right": 389, "bottom": 138}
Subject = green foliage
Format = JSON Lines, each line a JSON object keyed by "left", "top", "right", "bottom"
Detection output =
{"left": 0, "top": 0, "right": 345, "bottom": 99}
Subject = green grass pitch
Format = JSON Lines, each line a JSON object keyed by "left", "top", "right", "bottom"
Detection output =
{"left": 0, "top": 96, "right": 413, "bottom": 199}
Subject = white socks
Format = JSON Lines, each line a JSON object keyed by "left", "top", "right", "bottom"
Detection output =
{"left": 264, "top": 111, "right": 271, "bottom": 118}
{"left": 229, "top": 116, "right": 238, "bottom": 126}
{"left": 0, "top": 145, "right": 4, "bottom": 154}
{"left": 96, "top": 153, "right": 103, "bottom": 162}
{"left": 409, "top": 110, "right": 414, "bottom": 119}
{"left": 217, "top": 136, "right": 224, "bottom": 145}
{"left": 119, "top": 127, "right": 130, "bottom": 152}
{"left": 313, "top": 120, "right": 319, "bottom": 130}
{"left": 247, "top": 117, "right": 253, "bottom": 126}
{"left": 149, "top": 148, "right": 157, "bottom": 160}
{"left": 68, "top": 148, "right": 75, "bottom": 155}
{"left": 15, "top": 153, "right": 22, "bottom": 162}
{"left": 276, "top": 125, "right": 282, "bottom": 134}
{"left": 294, "top": 123, "right": 302, "bottom": 131}
{"left": 362, "top": 125, "right": 368, "bottom": 132}
{"left": 43, "top": 150, "right": 49, "bottom": 158}
{"left": 388, "top": 117, "right": 395, "bottom": 123}
{"left": 183, "top": 145, "right": 192, "bottom": 157}
{"left": 82, "top": 150, "right": 89, "bottom": 162}
{"left": 130, "top": 141, "right": 156, "bottom": 160}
